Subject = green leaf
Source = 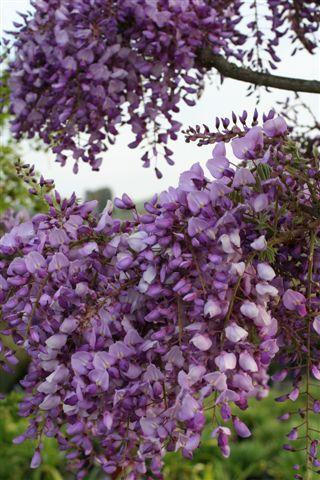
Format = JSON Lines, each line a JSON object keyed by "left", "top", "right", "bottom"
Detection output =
{"left": 256, "top": 163, "right": 271, "bottom": 180}
{"left": 259, "top": 246, "right": 277, "bottom": 263}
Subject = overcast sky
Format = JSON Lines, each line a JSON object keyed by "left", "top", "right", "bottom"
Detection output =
{"left": 1, "top": 0, "right": 319, "bottom": 202}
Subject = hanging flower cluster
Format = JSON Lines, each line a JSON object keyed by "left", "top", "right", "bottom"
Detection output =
{"left": 0, "top": 115, "right": 319, "bottom": 479}
{"left": 7, "top": 0, "right": 319, "bottom": 174}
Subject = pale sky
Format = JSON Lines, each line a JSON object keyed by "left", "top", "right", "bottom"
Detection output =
{"left": 1, "top": 0, "right": 319, "bottom": 202}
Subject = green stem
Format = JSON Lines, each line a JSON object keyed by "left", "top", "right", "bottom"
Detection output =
{"left": 225, "top": 252, "right": 256, "bottom": 324}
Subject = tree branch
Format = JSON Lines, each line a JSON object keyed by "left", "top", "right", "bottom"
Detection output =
{"left": 199, "top": 49, "right": 320, "bottom": 94}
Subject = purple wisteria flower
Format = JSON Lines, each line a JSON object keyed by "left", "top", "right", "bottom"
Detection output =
{"left": 211, "top": 427, "right": 231, "bottom": 458}
{"left": 283, "top": 289, "right": 307, "bottom": 317}
{"left": 232, "top": 127, "right": 263, "bottom": 159}
{"left": 233, "top": 417, "right": 251, "bottom": 438}
{"left": 263, "top": 116, "right": 287, "bottom": 137}
{"left": 30, "top": 450, "right": 42, "bottom": 469}
{"left": 1, "top": 116, "right": 319, "bottom": 478}
{"left": 250, "top": 235, "right": 267, "bottom": 251}
{"left": 232, "top": 168, "right": 256, "bottom": 187}
{"left": 225, "top": 323, "right": 248, "bottom": 343}
{"left": 187, "top": 191, "right": 210, "bottom": 214}
{"left": 215, "top": 352, "right": 237, "bottom": 371}
{"left": 207, "top": 143, "right": 230, "bottom": 179}
{"left": 252, "top": 194, "right": 269, "bottom": 212}
{"left": 313, "top": 316, "right": 320, "bottom": 335}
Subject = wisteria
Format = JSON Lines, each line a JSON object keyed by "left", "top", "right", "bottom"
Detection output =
{"left": 6, "top": 0, "right": 320, "bottom": 174}
{"left": 1, "top": 115, "right": 319, "bottom": 479}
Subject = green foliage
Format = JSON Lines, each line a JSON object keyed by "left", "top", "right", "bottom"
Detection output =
{"left": 258, "top": 246, "right": 277, "bottom": 264}
{"left": 256, "top": 163, "right": 271, "bottom": 181}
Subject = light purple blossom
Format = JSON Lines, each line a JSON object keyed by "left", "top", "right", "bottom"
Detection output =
{"left": 187, "top": 191, "right": 210, "bottom": 214}
{"left": 39, "top": 394, "right": 60, "bottom": 410}
{"left": 45, "top": 334, "right": 67, "bottom": 350}
{"left": 313, "top": 316, "right": 320, "bottom": 335}
{"left": 187, "top": 217, "right": 210, "bottom": 237}
{"left": 231, "top": 262, "right": 245, "bottom": 276}
{"left": 215, "top": 352, "right": 237, "bottom": 371}
{"left": 232, "top": 168, "right": 256, "bottom": 188}
{"left": 179, "top": 394, "right": 199, "bottom": 421}
{"left": 127, "top": 231, "right": 148, "bottom": 252}
{"left": 233, "top": 417, "right": 251, "bottom": 437}
{"left": 232, "top": 127, "right": 263, "bottom": 159}
{"left": 263, "top": 116, "right": 287, "bottom": 137}
{"left": 211, "top": 426, "right": 231, "bottom": 458}
{"left": 257, "top": 263, "right": 276, "bottom": 281}
{"left": 225, "top": 323, "right": 248, "bottom": 343}
{"left": 25, "top": 251, "right": 46, "bottom": 273}
{"left": 190, "top": 334, "right": 212, "bottom": 351}
{"left": 204, "top": 372, "right": 228, "bottom": 391}
{"left": 7, "top": 258, "right": 27, "bottom": 276}
{"left": 250, "top": 235, "right": 267, "bottom": 251}
{"left": 252, "top": 194, "right": 269, "bottom": 212}
{"left": 179, "top": 163, "right": 204, "bottom": 191}
{"left": 60, "top": 318, "right": 78, "bottom": 334}
{"left": 312, "top": 365, "right": 320, "bottom": 381}
{"left": 48, "top": 252, "right": 69, "bottom": 272}
{"left": 204, "top": 299, "right": 221, "bottom": 318}
{"left": 88, "top": 369, "right": 110, "bottom": 391}
{"left": 140, "top": 417, "right": 159, "bottom": 437}
{"left": 30, "top": 450, "right": 42, "bottom": 469}
{"left": 232, "top": 373, "right": 254, "bottom": 391}
{"left": 71, "top": 352, "right": 92, "bottom": 375}
{"left": 109, "top": 341, "right": 134, "bottom": 359}
{"left": 210, "top": 181, "right": 233, "bottom": 202}
{"left": 93, "top": 352, "right": 115, "bottom": 370}
{"left": 116, "top": 252, "right": 134, "bottom": 270}
{"left": 239, "top": 352, "right": 258, "bottom": 372}
{"left": 206, "top": 143, "right": 229, "bottom": 179}
{"left": 143, "top": 364, "right": 164, "bottom": 382}
{"left": 283, "top": 289, "right": 307, "bottom": 317}
{"left": 240, "top": 301, "right": 259, "bottom": 319}
{"left": 256, "top": 283, "right": 278, "bottom": 297}
{"left": 219, "top": 231, "right": 240, "bottom": 253}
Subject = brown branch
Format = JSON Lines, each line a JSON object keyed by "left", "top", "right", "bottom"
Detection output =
{"left": 199, "top": 50, "right": 320, "bottom": 94}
